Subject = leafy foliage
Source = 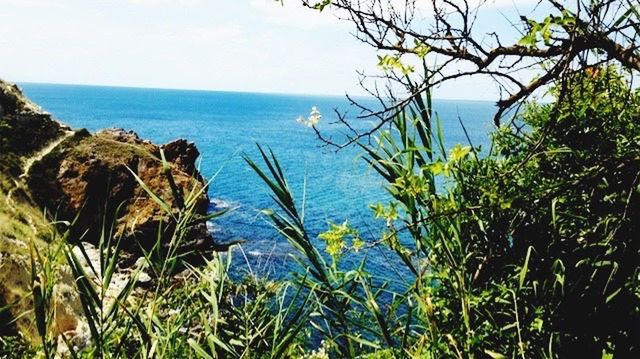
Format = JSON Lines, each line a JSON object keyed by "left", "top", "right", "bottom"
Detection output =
{"left": 245, "top": 67, "right": 640, "bottom": 358}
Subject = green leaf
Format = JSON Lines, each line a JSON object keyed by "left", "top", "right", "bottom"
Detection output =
{"left": 484, "top": 349, "right": 507, "bottom": 359}
{"left": 313, "top": 0, "right": 331, "bottom": 11}
{"left": 519, "top": 246, "right": 533, "bottom": 289}
{"left": 413, "top": 40, "right": 431, "bottom": 58}
{"left": 188, "top": 339, "right": 215, "bottom": 359}
{"left": 450, "top": 144, "right": 471, "bottom": 162}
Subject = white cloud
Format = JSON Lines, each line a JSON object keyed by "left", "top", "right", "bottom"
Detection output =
{"left": 249, "top": 0, "right": 341, "bottom": 28}
{"left": 126, "top": 0, "right": 202, "bottom": 4}
{"left": 183, "top": 24, "right": 243, "bottom": 42}
{"left": 0, "top": 0, "right": 525, "bottom": 99}
{"left": 0, "top": 0, "right": 62, "bottom": 8}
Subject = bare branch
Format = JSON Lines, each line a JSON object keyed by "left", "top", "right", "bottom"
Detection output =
{"left": 302, "top": 0, "right": 639, "bottom": 146}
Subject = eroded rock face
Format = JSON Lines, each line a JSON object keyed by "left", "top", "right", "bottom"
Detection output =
{"left": 1, "top": 80, "right": 83, "bottom": 343}
{"left": 0, "top": 80, "right": 67, "bottom": 181}
{"left": 2, "top": 79, "right": 214, "bottom": 255}
{"left": 27, "top": 128, "right": 211, "bottom": 253}
{"left": 162, "top": 139, "right": 201, "bottom": 178}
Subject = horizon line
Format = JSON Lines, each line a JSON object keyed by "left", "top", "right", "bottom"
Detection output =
{"left": 16, "top": 80, "right": 497, "bottom": 104}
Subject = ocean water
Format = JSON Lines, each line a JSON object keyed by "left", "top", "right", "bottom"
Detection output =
{"left": 19, "top": 83, "right": 496, "bottom": 281}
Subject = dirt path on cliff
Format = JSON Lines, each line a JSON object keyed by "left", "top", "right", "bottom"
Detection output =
{"left": 19, "top": 129, "right": 74, "bottom": 180}
{"left": 4, "top": 130, "right": 74, "bottom": 230}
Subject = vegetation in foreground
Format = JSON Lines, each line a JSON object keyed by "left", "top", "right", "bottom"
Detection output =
{"left": 1, "top": 65, "right": 637, "bottom": 358}
{"left": 2, "top": 0, "right": 640, "bottom": 357}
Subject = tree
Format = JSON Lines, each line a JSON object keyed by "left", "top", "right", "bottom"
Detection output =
{"left": 301, "top": 0, "right": 639, "bottom": 144}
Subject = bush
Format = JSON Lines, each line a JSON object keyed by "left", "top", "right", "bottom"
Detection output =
{"left": 251, "top": 67, "right": 640, "bottom": 358}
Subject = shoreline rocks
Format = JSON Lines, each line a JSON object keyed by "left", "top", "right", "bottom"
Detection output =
{"left": 26, "top": 127, "right": 211, "bottom": 254}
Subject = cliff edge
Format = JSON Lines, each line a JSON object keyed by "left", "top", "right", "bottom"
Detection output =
{"left": 0, "top": 79, "right": 215, "bottom": 345}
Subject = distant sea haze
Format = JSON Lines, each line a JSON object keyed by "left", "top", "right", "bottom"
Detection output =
{"left": 20, "top": 83, "right": 496, "bottom": 280}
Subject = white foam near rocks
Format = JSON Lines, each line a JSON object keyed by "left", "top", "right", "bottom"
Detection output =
{"left": 206, "top": 221, "right": 221, "bottom": 234}
{"left": 209, "top": 198, "right": 238, "bottom": 210}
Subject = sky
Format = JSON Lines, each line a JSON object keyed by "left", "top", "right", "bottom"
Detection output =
{"left": 0, "top": 0, "right": 539, "bottom": 100}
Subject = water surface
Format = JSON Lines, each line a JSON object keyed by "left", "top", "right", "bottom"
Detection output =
{"left": 20, "top": 83, "right": 496, "bottom": 280}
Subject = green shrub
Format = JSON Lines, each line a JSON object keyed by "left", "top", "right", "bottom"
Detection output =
{"left": 249, "top": 67, "right": 640, "bottom": 358}
{"left": 0, "top": 334, "right": 36, "bottom": 359}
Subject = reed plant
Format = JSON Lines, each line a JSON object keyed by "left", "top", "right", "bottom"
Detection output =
{"left": 243, "top": 67, "right": 640, "bottom": 357}
{"left": 23, "top": 150, "right": 314, "bottom": 358}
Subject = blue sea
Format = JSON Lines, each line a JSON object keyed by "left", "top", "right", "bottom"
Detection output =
{"left": 20, "top": 83, "right": 496, "bottom": 281}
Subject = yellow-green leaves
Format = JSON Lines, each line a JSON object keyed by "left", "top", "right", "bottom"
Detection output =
{"left": 370, "top": 202, "right": 398, "bottom": 222}
{"left": 413, "top": 40, "right": 431, "bottom": 58}
{"left": 422, "top": 144, "right": 471, "bottom": 178}
{"left": 377, "top": 54, "right": 414, "bottom": 75}
{"left": 393, "top": 173, "right": 428, "bottom": 197}
{"left": 318, "top": 220, "right": 361, "bottom": 259}
{"left": 427, "top": 161, "right": 450, "bottom": 177}
{"left": 352, "top": 237, "right": 364, "bottom": 252}
{"left": 450, "top": 144, "right": 471, "bottom": 162}
{"left": 313, "top": 0, "right": 331, "bottom": 11}
{"left": 484, "top": 349, "right": 507, "bottom": 359}
{"left": 519, "top": 12, "right": 576, "bottom": 47}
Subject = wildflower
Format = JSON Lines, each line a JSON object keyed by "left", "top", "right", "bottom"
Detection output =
{"left": 318, "top": 220, "right": 359, "bottom": 259}
{"left": 308, "top": 106, "right": 321, "bottom": 126}
{"left": 295, "top": 106, "right": 322, "bottom": 127}
{"left": 450, "top": 144, "right": 471, "bottom": 162}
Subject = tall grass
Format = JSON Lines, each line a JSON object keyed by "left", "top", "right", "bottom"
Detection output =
{"left": 240, "top": 87, "right": 544, "bottom": 357}
{"left": 22, "top": 150, "right": 318, "bottom": 358}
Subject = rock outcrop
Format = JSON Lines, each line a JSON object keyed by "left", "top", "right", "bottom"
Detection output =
{"left": 26, "top": 127, "right": 211, "bottom": 253}
{"left": 0, "top": 79, "right": 215, "bottom": 347}
{"left": 0, "top": 79, "right": 46, "bottom": 116}
{"left": 0, "top": 80, "right": 67, "bottom": 183}
{"left": 1, "top": 80, "right": 83, "bottom": 345}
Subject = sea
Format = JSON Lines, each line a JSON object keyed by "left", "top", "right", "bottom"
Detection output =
{"left": 19, "top": 83, "right": 497, "bottom": 283}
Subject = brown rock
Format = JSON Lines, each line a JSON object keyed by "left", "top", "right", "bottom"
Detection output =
{"left": 0, "top": 79, "right": 45, "bottom": 116}
{"left": 27, "top": 129, "right": 212, "bottom": 254}
{"left": 162, "top": 139, "right": 201, "bottom": 176}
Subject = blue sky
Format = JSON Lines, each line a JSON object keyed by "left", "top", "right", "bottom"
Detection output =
{"left": 0, "top": 0, "right": 538, "bottom": 100}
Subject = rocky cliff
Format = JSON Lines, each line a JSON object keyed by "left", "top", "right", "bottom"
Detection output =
{"left": 0, "top": 79, "right": 215, "bottom": 345}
